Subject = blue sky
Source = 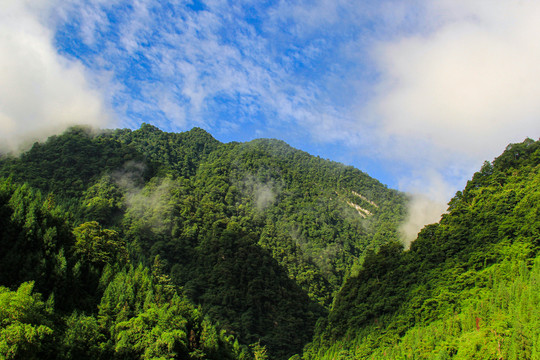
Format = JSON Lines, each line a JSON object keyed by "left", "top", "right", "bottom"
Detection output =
{"left": 2, "top": 0, "right": 540, "bottom": 238}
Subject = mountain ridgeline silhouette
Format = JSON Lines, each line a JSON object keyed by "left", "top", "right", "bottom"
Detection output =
{"left": 0, "top": 124, "right": 406, "bottom": 359}
{"left": 2, "top": 124, "right": 538, "bottom": 359}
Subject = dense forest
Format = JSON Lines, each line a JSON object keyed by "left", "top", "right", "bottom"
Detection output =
{"left": 0, "top": 124, "right": 406, "bottom": 359}
{"left": 2, "top": 124, "right": 537, "bottom": 359}
{"left": 303, "top": 138, "right": 540, "bottom": 359}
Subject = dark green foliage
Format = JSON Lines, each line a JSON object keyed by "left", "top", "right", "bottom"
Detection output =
{"left": 96, "top": 264, "right": 240, "bottom": 360}
{"left": 81, "top": 175, "right": 125, "bottom": 226}
{"left": 112, "top": 131, "right": 404, "bottom": 358}
{"left": 0, "top": 179, "right": 74, "bottom": 306}
{"left": 0, "top": 126, "right": 146, "bottom": 200}
{"left": 61, "top": 312, "right": 104, "bottom": 359}
{"left": 119, "top": 175, "right": 326, "bottom": 359}
{"left": 0, "top": 181, "right": 241, "bottom": 358}
{"left": 305, "top": 138, "right": 540, "bottom": 359}
{"left": 190, "top": 138, "right": 406, "bottom": 306}
{"left": 180, "top": 226, "right": 323, "bottom": 359}
{"left": 0, "top": 124, "right": 407, "bottom": 359}
{"left": 73, "top": 221, "right": 128, "bottom": 266}
{"left": 111, "top": 123, "right": 220, "bottom": 177}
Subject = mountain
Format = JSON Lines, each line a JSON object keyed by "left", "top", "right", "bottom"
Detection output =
{"left": 303, "top": 138, "right": 540, "bottom": 359}
{"left": 0, "top": 124, "right": 406, "bottom": 359}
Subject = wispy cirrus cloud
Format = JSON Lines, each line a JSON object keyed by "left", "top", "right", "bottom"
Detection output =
{"left": 53, "top": 0, "right": 339, "bottom": 139}
{"left": 261, "top": 0, "right": 540, "bottom": 239}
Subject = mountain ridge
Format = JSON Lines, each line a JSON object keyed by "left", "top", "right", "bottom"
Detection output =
{"left": 2, "top": 125, "right": 538, "bottom": 359}
{"left": 0, "top": 124, "right": 406, "bottom": 359}
{"left": 303, "top": 137, "right": 540, "bottom": 359}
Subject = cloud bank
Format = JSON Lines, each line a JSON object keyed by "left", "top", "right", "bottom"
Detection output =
{"left": 363, "top": 0, "right": 540, "bottom": 240}
{"left": 0, "top": 0, "right": 110, "bottom": 151}
{"left": 371, "top": 0, "right": 540, "bottom": 162}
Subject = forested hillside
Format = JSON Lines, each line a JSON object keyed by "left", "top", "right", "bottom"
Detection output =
{"left": 0, "top": 178, "right": 243, "bottom": 359}
{"left": 304, "top": 138, "right": 540, "bottom": 359}
{"left": 0, "top": 124, "right": 406, "bottom": 359}
{"left": 3, "top": 125, "right": 538, "bottom": 360}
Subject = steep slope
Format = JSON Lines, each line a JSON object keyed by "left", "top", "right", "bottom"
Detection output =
{"left": 0, "top": 124, "right": 407, "bottom": 359}
{"left": 304, "top": 138, "right": 540, "bottom": 359}
{"left": 0, "top": 178, "right": 243, "bottom": 360}
{"left": 191, "top": 138, "right": 406, "bottom": 305}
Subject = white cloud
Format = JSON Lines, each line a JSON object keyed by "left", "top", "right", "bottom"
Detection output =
{"left": 266, "top": 0, "right": 540, "bottom": 244}
{"left": 398, "top": 170, "right": 455, "bottom": 248}
{"left": 157, "top": 92, "right": 186, "bottom": 128}
{"left": 370, "top": 0, "right": 540, "bottom": 163}
{"left": 0, "top": 0, "right": 111, "bottom": 151}
{"left": 362, "top": 0, "right": 540, "bottom": 241}
{"left": 265, "top": 1, "right": 540, "bottom": 180}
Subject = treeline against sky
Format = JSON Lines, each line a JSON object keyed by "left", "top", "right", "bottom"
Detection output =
{"left": 0, "top": 124, "right": 406, "bottom": 359}
{"left": 303, "top": 138, "right": 540, "bottom": 359}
